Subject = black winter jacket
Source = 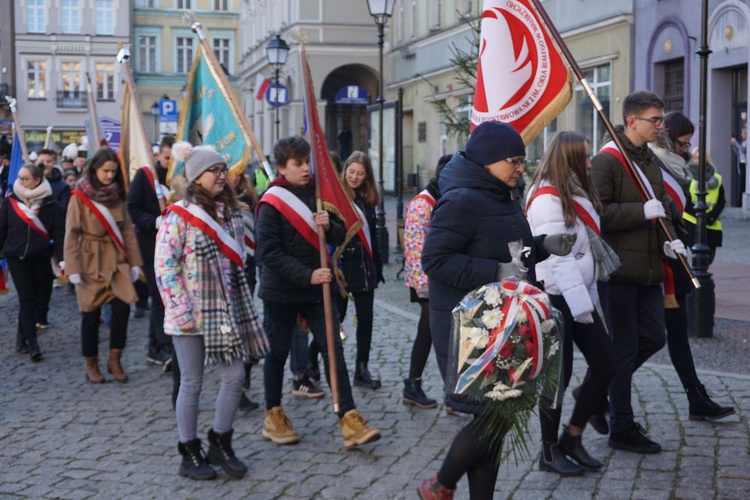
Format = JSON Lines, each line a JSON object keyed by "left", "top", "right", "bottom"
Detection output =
{"left": 127, "top": 165, "right": 168, "bottom": 238}
{"left": 0, "top": 193, "right": 65, "bottom": 262}
{"left": 339, "top": 197, "right": 383, "bottom": 294}
{"left": 256, "top": 180, "right": 345, "bottom": 304}
{"left": 46, "top": 169, "right": 70, "bottom": 213}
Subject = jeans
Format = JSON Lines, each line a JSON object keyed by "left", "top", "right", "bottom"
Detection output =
{"left": 81, "top": 298, "right": 130, "bottom": 357}
{"left": 172, "top": 335, "right": 244, "bottom": 442}
{"left": 599, "top": 281, "right": 666, "bottom": 433}
{"left": 263, "top": 300, "right": 355, "bottom": 418}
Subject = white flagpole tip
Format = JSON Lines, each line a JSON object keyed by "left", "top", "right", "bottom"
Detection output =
{"left": 117, "top": 48, "right": 131, "bottom": 64}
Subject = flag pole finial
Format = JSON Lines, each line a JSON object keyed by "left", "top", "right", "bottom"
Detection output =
{"left": 183, "top": 10, "right": 206, "bottom": 40}
{"left": 291, "top": 29, "right": 308, "bottom": 47}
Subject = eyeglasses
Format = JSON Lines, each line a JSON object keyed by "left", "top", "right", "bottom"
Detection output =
{"left": 675, "top": 139, "right": 692, "bottom": 149}
{"left": 634, "top": 116, "right": 664, "bottom": 126}
{"left": 506, "top": 158, "right": 525, "bottom": 167}
{"left": 206, "top": 165, "right": 228, "bottom": 177}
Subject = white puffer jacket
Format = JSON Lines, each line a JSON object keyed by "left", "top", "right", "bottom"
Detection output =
{"left": 526, "top": 181, "right": 598, "bottom": 319}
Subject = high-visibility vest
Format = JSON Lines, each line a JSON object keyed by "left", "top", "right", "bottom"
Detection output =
{"left": 682, "top": 172, "right": 723, "bottom": 231}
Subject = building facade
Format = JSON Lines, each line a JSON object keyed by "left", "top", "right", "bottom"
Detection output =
{"left": 0, "top": 0, "right": 14, "bottom": 127}
{"left": 13, "top": 0, "right": 131, "bottom": 152}
{"left": 634, "top": 0, "right": 750, "bottom": 214}
{"left": 133, "top": 0, "right": 242, "bottom": 143}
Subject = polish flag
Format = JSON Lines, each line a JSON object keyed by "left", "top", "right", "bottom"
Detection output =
{"left": 255, "top": 74, "right": 271, "bottom": 101}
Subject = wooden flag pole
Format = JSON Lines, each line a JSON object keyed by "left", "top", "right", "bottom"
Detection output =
{"left": 44, "top": 125, "right": 54, "bottom": 150}
{"left": 4, "top": 96, "right": 30, "bottom": 162}
{"left": 86, "top": 73, "right": 103, "bottom": 150}
{"left": 298, "top": 39, "right": 341, "bottom": 414}
{"left": 530, "top": 0, "right": 699, "bottom": 289}
{"left": 185, "top": 12, "right": 275, "bottom": 181}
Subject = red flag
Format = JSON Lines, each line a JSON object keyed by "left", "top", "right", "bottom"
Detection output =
{"left": 471, "top": 0, "right": 573, "bottom": 144}
{"left": 298, "top": 45, "right": 365, "bottom": 275}
{"left": 254, "top": 74, "right": 271, "bottom": 101}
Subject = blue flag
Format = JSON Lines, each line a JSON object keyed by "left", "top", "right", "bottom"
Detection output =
{"left": 7, "top": 132, "right": 24, "bottom": 195}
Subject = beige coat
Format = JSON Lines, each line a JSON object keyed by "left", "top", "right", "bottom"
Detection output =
{"left": 64, "top": 195, "right": 143, "bottom": 312}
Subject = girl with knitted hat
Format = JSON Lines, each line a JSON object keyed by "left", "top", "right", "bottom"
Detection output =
{"left": 155, "top": 141, "right": 268, "bottom": 481}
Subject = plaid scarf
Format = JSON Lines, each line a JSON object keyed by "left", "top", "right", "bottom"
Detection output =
{"left": 194, "top": 212, "right": 268, "bottom": 365}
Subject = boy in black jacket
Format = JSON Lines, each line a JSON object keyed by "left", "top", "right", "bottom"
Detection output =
{"left": 256, "top": 136, "right": 380, "bottom": 449}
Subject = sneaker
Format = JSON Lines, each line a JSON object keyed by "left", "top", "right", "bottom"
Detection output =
{"left": 339, "top": 325, "right": 347, "bottom": 341}
{"left": 147, "top": 351, "right": 170, "bottom": 366}
{"left": 292, "top": 377, "right": 324, "bottom": 399}
{"left": 162, "top": 356, "right": 173, "bottom": 373}
{"left": 307, "top": 362, "right": 321, "bottom": 383}
{"left": 262, "top": 406, "right": 300, "bottom": 445}
{"left": 339, "top": 409, "right": 381, "bottom": 449}
{"left": 418, "top": 475, "right": 455, "bottom": 500}
{"left": 609, "top": 422, "right": 661, "bottom": 454}
{"left": 35, "top": 323, "right": 50, "bottom": 332}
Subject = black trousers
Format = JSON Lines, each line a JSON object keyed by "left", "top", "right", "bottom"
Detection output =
{"left": 7, "top": 256, "right": 53, "bottom": 349}
{"left": 81, "top": 298, "right": 130, "bottom": 357}
{"left": 138, "top": 233, "right": 171, "bottom": 354}
{"left": 336, "top": 290, "right": 375, "bottom": 364}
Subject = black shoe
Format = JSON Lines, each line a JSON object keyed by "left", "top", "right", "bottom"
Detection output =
{"left": 354, "top": 362, "right": 381, "bottom": 390}
{"left": 292, "top": 377, "right": 325, "bottom": 398}
{"left": 307, "top": 362, "right": 321, "bottom": 383}
{"left": 539, "top": 442, "right": 585, "bottom": 476}
{"left": 559, "top": 427, "right": 602, "bottom": 470}
{"left": 134, "top": 306, "right": 145, "bottom": 318}
{"left": 403, "top": 378, "right": 437, "bottom": 409}
{"left": 147, "top": 351, "right": 170, "bottom": 366}
{"left": 609, "top": 422, "right": 661, "bottom": 454}
{"left": 687, "top": 384, "right": 735, "bottom": 421}
{"left": 178, "top": 439, "right": 217, "bottom": 480}
{"left": 162, "top": 356, "right": 173, "bottom": 373}
{"left": 29, "top": 349, "right": 43, "bottom": 362}
{"left": 239, "top": 392, "right": 259, "bottom": 411}
{"left": 207, "top": 428, "right": 247, "bottom": 478}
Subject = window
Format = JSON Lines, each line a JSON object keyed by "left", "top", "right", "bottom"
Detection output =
{"left": 176, "top": 37, "right": 194, "bottom": 73}
{"left": 410, "top": 0, "right": 416, "bottom": 38}
{"left": 61, "top": 0, "right": 80, "bottom": 34}
{"left": 213, "top": 38, "right": 230, "bottom": 70}
{"left": 138, "top": 36, "right": 157, "bottom": 73}
{"left": 429, "top": 0, "right": 442, "bottom": 29}
{"left": 662, "top": 59, "right": 685, "bottom": 112}
{"left": 136, "top": 0, "right": 156, "bottom": 6}
{"left": 27, "top": 0, "right": 45, "bottom": 33}
{"left": 214, "top": 0, "right": 227, "bottom": 11}
{"left": 96, "top": 62, "right": 115, "bottom": 101}
{"left": 574, "top": 64, "right": 611, "bottom": 152}
{"left": 27, "top": 61, "right": 46, "bottom": 99}
{"left": 396, "top": 0, "right": 404, "bottom": 43}
{"left": 61, "top": 62, "right": 82, "bottom": 92}
{"left": 177, "top": 0, "right": 191, "bottom": 9}
{"left": 96, "top": 0, "right": 114, "bottom": 35}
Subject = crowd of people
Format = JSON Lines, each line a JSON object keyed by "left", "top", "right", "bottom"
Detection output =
{"left": 0, "top": 88, "right": 736, "bottom": 498}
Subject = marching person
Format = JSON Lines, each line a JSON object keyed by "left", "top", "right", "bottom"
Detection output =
{"left": 64, "top": 147, "right": 143, "bottom": 384}
{"left": 526, "top": 132, "right": 616, "bottom": 475}
{"left": 0, "top": 163, "right": 65, "bottom": 361}
{"left": 256, "top": 136, "right": 380, "bottom": 449}
{"left": 156, "top": 142, "right": 268, "bottom": 480}
{"left": 420, "top": 121, "right": 574, "bottom": 498}
{"left": 401, "top": 154, "right": 451, "bottom": 409}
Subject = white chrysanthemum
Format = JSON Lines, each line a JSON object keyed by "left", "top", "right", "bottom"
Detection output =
{"left": 466, "top": 327, "right": 490, "bottom": 349}
{"left": 485, "top": 382, "right": 523, "bottom": 401}
{"left": 481, "top": 308, "right": 503, "bottom": 329}
{"left": 547, "top": 340, "right": 559, "bottom": 358}
{"left": 541, "top": 319, "right": 555, "bottom": 333}
{"left": 517, "top": 308, "right": 528, "bottom": 323}
{"left": 484, "top": 287, "right": 502, "bottom": 307}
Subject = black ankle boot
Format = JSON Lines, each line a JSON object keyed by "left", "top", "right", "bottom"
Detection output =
{"left": 539, "top": 442, "right": 584, "bottom": 476}
{"left": 559, "top": 427, "right": 602, "bottom": 470}
{"left": 354, "top": 362, "right": 381, "bottom": 389}
{"left": 207, "top": 428, "right": 247, "bottom": 478}
{"left": 239, "top": 392, "right": 259, "bottom": 411}
{"left": 687, "top": 384, "right": 735, "bottom": 421}
{"left": 16, "top": 328, "right": 29, "bottom": 354}
{"left": 178, "top": 439, "right": 217, "bottom": 480}
{"left": 403, "top": 378, "right": 437, "bottom": 408}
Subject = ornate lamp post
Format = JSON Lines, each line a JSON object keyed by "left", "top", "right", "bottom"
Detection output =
{"left": 367, "top": 0, "right": 395, "bottom": 264}
{"left": 265, "top": 34, "right": 290, "bottom": 145}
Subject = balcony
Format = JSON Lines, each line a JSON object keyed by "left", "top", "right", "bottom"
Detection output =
{"left": 56, "top": 90, "right": 87, "bottom": 109}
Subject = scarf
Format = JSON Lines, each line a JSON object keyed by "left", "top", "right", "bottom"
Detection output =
{"left": 569, "top": 173, "right": 620, "bottom": 282}
{"left": 687, "top": 162, "right": 720, "bottom": 190}
{"left": 13, "top": 178, "right": 53, "bottom": 215}
{"left": 76, "top": 175, "right": 122, "bottom": 206}
{"left": 194, "top": 211, "right": 268, "bottom": 365}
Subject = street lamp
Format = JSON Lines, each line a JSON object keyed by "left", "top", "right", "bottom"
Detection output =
{"left": 265, "top": 34, "right": 289, "bottom": 145}
{"left": 367, "top": 0, "right": 395, "bottom": 264}
{"left": 150, "top": 101, "right": 159, "bottom": 143}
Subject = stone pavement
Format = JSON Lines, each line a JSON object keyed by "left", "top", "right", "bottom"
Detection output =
{"left": 0, "top": 201, "right": 749, "bottom": 499}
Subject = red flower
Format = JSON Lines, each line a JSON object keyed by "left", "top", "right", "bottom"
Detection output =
{"left": 481, "top": 362, "right": 496, "bottom": 377}
{"left": 525, "top": 342, "right": 535, "bottom": 357}
{"left": 519, "top": 325, "right": 532, "bottom": 339}
{"left": 500, "top": 342, "right": 514, "bottom": 358}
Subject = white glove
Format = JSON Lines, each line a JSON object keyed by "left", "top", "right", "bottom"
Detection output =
{"left": 663, "top": 239, "right": 687, "bottom": 259}
{"left": 416, "top": 286, "right": 429, "bottom": 299}
{"left": 643, "top": 199, "right": 666, "bottom": 220}
{"left": 574, "top": 312, "right": 594, "bottom": 324}
{"left": 59, "top": 261, "right": 65, "bottom": 271}
{"left": 130, "top": 266, "right": 141, "bottom": 283}
{"left": 69, "top": 274, "right": 82, "bottom": 285}
{"left": 155, "top": 215, "right": 163, "bottom": 229}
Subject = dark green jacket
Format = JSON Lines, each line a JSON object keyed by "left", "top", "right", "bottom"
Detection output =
{"left": 591, "top": 129, "right": 674, "bottom": 285}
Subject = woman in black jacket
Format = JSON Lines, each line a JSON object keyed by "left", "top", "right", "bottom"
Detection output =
{"left": 0, "top": 163, "right": 65, "bottom": 360}
{"left": 419, "top": 122, "right": 574, "bottom": 499}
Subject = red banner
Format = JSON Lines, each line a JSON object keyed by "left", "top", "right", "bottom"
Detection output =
{"left": 471, "top": 0, "right": 573, "bottom": 144}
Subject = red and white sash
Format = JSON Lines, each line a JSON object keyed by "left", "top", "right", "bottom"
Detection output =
{"left": 71, "top": 189, "right": 127, "bottom": 256}
{"left": 661, "top": 168, "right": 686, "bottom": 214}
{"left": 413, "top": 189, "right": 437, "bottom": 209}
{"left": 599, "top": 141, "right": 656, "bottom": 201}
{"left": 258, "top": 185, "right": 319, "bottom": 250}
{"left": 353, "top": 203, "right": 374, "bottom": 259}
{"left": 142, "top": 166, "right": 170, "bottom": 202}
{"left": 526, "top": 186, "right": 601, "bottom": 236}
{"left": 9, "top": 198, "right": 50, "bottom": 240}
{"left": 168, "top": 199, "right": 245, "bottom": 267}
{"left": 241, "top": 211, "right": 256, "bottom": 257}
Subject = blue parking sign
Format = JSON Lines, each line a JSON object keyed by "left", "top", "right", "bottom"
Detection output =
{"left": 159, "top": 99, "right": 178, "bottom": 122}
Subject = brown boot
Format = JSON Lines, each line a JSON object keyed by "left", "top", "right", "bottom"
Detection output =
{"left": 107, "top": 349, "right": 128, "bottom": 383}
{"left": 85, "top": 356, "right": 105, "bottom": 384}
